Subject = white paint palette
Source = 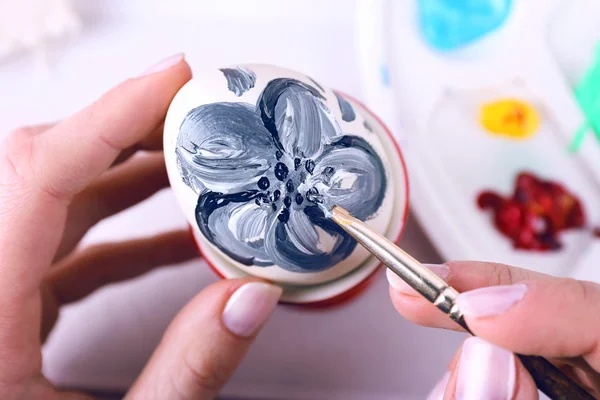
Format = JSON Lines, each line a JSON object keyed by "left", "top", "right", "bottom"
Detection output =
{"left": 355, "top": 0, "right": 600, "bottom": 279}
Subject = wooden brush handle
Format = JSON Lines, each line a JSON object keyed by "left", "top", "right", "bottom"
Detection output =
{"left": 518, "top": 354, "right": 594, "bottom": 399}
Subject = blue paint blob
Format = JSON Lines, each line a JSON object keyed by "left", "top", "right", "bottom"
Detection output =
{"left": 278, "top": 208, "right": 290, "bottom": 223}
{"left": 323, "top": 166, "right": 335, "bottom": 178}
{"left": 220, "top": 66, "right": 256, "bottom": 96}
{"left": 299, "top": 171, "right": 307, "bottom": 184}
{"left": 295, "top": 193, "right": 304, "bottom": 205}
{"left": 273, "top": 189, "right": 281, "bottom": 201}
{"left": 286, "top": 179, "right": 295, "bottom": 193}
{"left": 306, "top": 187, "right": 321, "bottom": 203}
{"left": 258, "top": 176, "right": 270, "bottom": 190}
{"left": 274, "top": 162, "right": 289, "bottom": 181}
{"left": 305, "top": 159, "right": 315, "bottom": 174}
{"left": 294, "top": 157, "right": 301, "bottom": 171}
{"left": 335, "top": 93, "right": 356, "bottom": 122}
{"left": 417, "top": 0, "right": 512, "bottom": 51}
{"left": 284, "top": 196, "right": 292, "bottom": 208}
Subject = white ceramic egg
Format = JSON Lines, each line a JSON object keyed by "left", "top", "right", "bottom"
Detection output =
{"left": 164, "top": 64, "right": 408, "bottom": 304}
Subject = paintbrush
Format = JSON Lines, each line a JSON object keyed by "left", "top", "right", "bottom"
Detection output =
{"left": 327, "top": 205, "right": 594, "bottom": 400}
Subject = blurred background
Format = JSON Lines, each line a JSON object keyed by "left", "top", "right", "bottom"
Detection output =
{"left": 1, "top": 0, "right": 598, "bottom": 398}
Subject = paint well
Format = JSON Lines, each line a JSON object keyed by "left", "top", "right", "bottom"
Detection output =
{"left": 478, "top": 172, "right": 585, "bottom": 251}
{"left": 479, "top": 98, "right": 539, "bottom": 139}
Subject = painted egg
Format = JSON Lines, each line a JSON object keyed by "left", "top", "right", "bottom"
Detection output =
{"left": 164, "top": 64, "right": 408, "bottom": 303}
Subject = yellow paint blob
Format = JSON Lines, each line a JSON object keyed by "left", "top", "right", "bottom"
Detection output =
{"left": 479, "top": 98, "right": 540, "bottom": 139}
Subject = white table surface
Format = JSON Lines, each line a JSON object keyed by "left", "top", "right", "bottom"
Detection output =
{"left": 0, "top": 1, "right": 466, "bottom": 398}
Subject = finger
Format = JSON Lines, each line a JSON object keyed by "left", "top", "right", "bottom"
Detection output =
{"left": 0, "top": 54, "right": 190, "bottom": 382}
{"left": 42, "top": 230, "right": 198, "bottom": 340}
{"left": 110, "top": 122, "right": 165, "bottom": 167}
{"left": 7, "top": 123, "right": 55, "bottom": 138}
{"left": 425, "top": 340, "right": 462, "bottom": 399}
{"left": 0, "top": 53, "right": 190, "bottom": 305}
{"left": 428, "top": 335, "right": 599, "bottom": 398}
{"left": 439, "top": 337, "right": 538, "bottom": 400}
{"left": 30, "top": 54, "right": 190, "bottom": 201}
{"left": 126, "top": 279, "right": 282, "bottom": 400}
{"left": 48, "top": 229, "right": 198, "bottom": 304}
{"left": 426, "top": 371, "right": 450, "bottom": 400}
{"left": 387, "top": 261, "right": 548, "bottom": 331}
{"left": 55, "top": 392, "right": 93, "bottom": 400}
{"left": 455, "top": 277, "right": 600, "bottom": 371}
{"left": 55, "top": 152, "right": 170, "bottom": 261}
{"left": 388, "top": 262, "right": 600, "bottom": 385}
{"left": 11, "top": 122, "right": 163, "bottom": 169}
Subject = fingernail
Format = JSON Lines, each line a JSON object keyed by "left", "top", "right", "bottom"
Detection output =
{"left": 222, "top": 282, "right": 282, "bottom": 337}
{"left": 387, "top": 264, "right": 450, "bottom": 295}
{"left": 427, "top": 371, "right": 450, "bottom": 400}
{"left": 456, "top": 283, "right": 527, "bottom": 318}
{"left": 138, "top": 53, "right": 184, "bottom": 77}
{"left": 455, "top": 337, "right": 515, "bottom": 400}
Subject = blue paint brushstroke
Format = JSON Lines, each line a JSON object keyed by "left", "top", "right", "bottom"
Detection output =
{"left": 220, "top": 66, "right": 256, "bottom": 96}
{"left": 176, "top": 102, "right": 276, "bottom": 194}
{"left": 335, "top": 93, "right": 356, "bottom": 122}
{"left": 176, "top": 75, "right": 388, "bottom": 273}
{"left": 196, "top": 190, "right": 272, "bottom": 267}
{"left": 256, "top": 78, "right": 333, "bottom": 158}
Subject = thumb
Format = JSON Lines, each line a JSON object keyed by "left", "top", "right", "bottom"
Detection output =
{"left": 125, "top": 278, "right": 282, "bottom": 400}
{"left": 455, "top": 278, "right": 600, "bottom": 364}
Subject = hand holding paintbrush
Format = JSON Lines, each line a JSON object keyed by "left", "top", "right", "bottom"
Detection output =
{"left": 329, "top": 205, "right": 598, "bottom": 399}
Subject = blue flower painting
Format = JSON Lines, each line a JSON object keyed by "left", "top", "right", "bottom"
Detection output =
{"left": 175, "top": 68, "right": 387, "bottom": 273}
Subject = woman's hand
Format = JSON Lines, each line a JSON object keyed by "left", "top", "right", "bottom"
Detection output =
{"left": 387, "top": 261, "right": 600, "bottom": 399}
{"left": 0, "top": 54, "right": 282, "bottom": 400}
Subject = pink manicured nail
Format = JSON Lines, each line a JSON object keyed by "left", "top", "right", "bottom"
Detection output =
{"left": 427, "top": 371, "right": 450, "bottom": 400}
{"left": 455, "top": 337, "right": 515, "bottom": 400}
{"left": 456, "top": 283, "right": 527, "bottom": 318}
{"left": 222, "top": 282, "right": 282, "bottom": 337}
{"left": 386, "top": 264, "right": 450, "bottom": 295}
{"left": 138, "top": 53, "right": 184, "bottom": 77}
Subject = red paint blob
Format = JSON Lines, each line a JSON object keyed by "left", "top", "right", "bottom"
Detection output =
{"left": 477, "top": 172, "right": 585, "bottom": 251}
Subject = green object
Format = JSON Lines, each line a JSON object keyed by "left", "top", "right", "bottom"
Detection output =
{"left": 569, "top": 121, "right": 590, "bottom": 152}
{"left": 570, "top": 43, "right": 600, "bottom": 152}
